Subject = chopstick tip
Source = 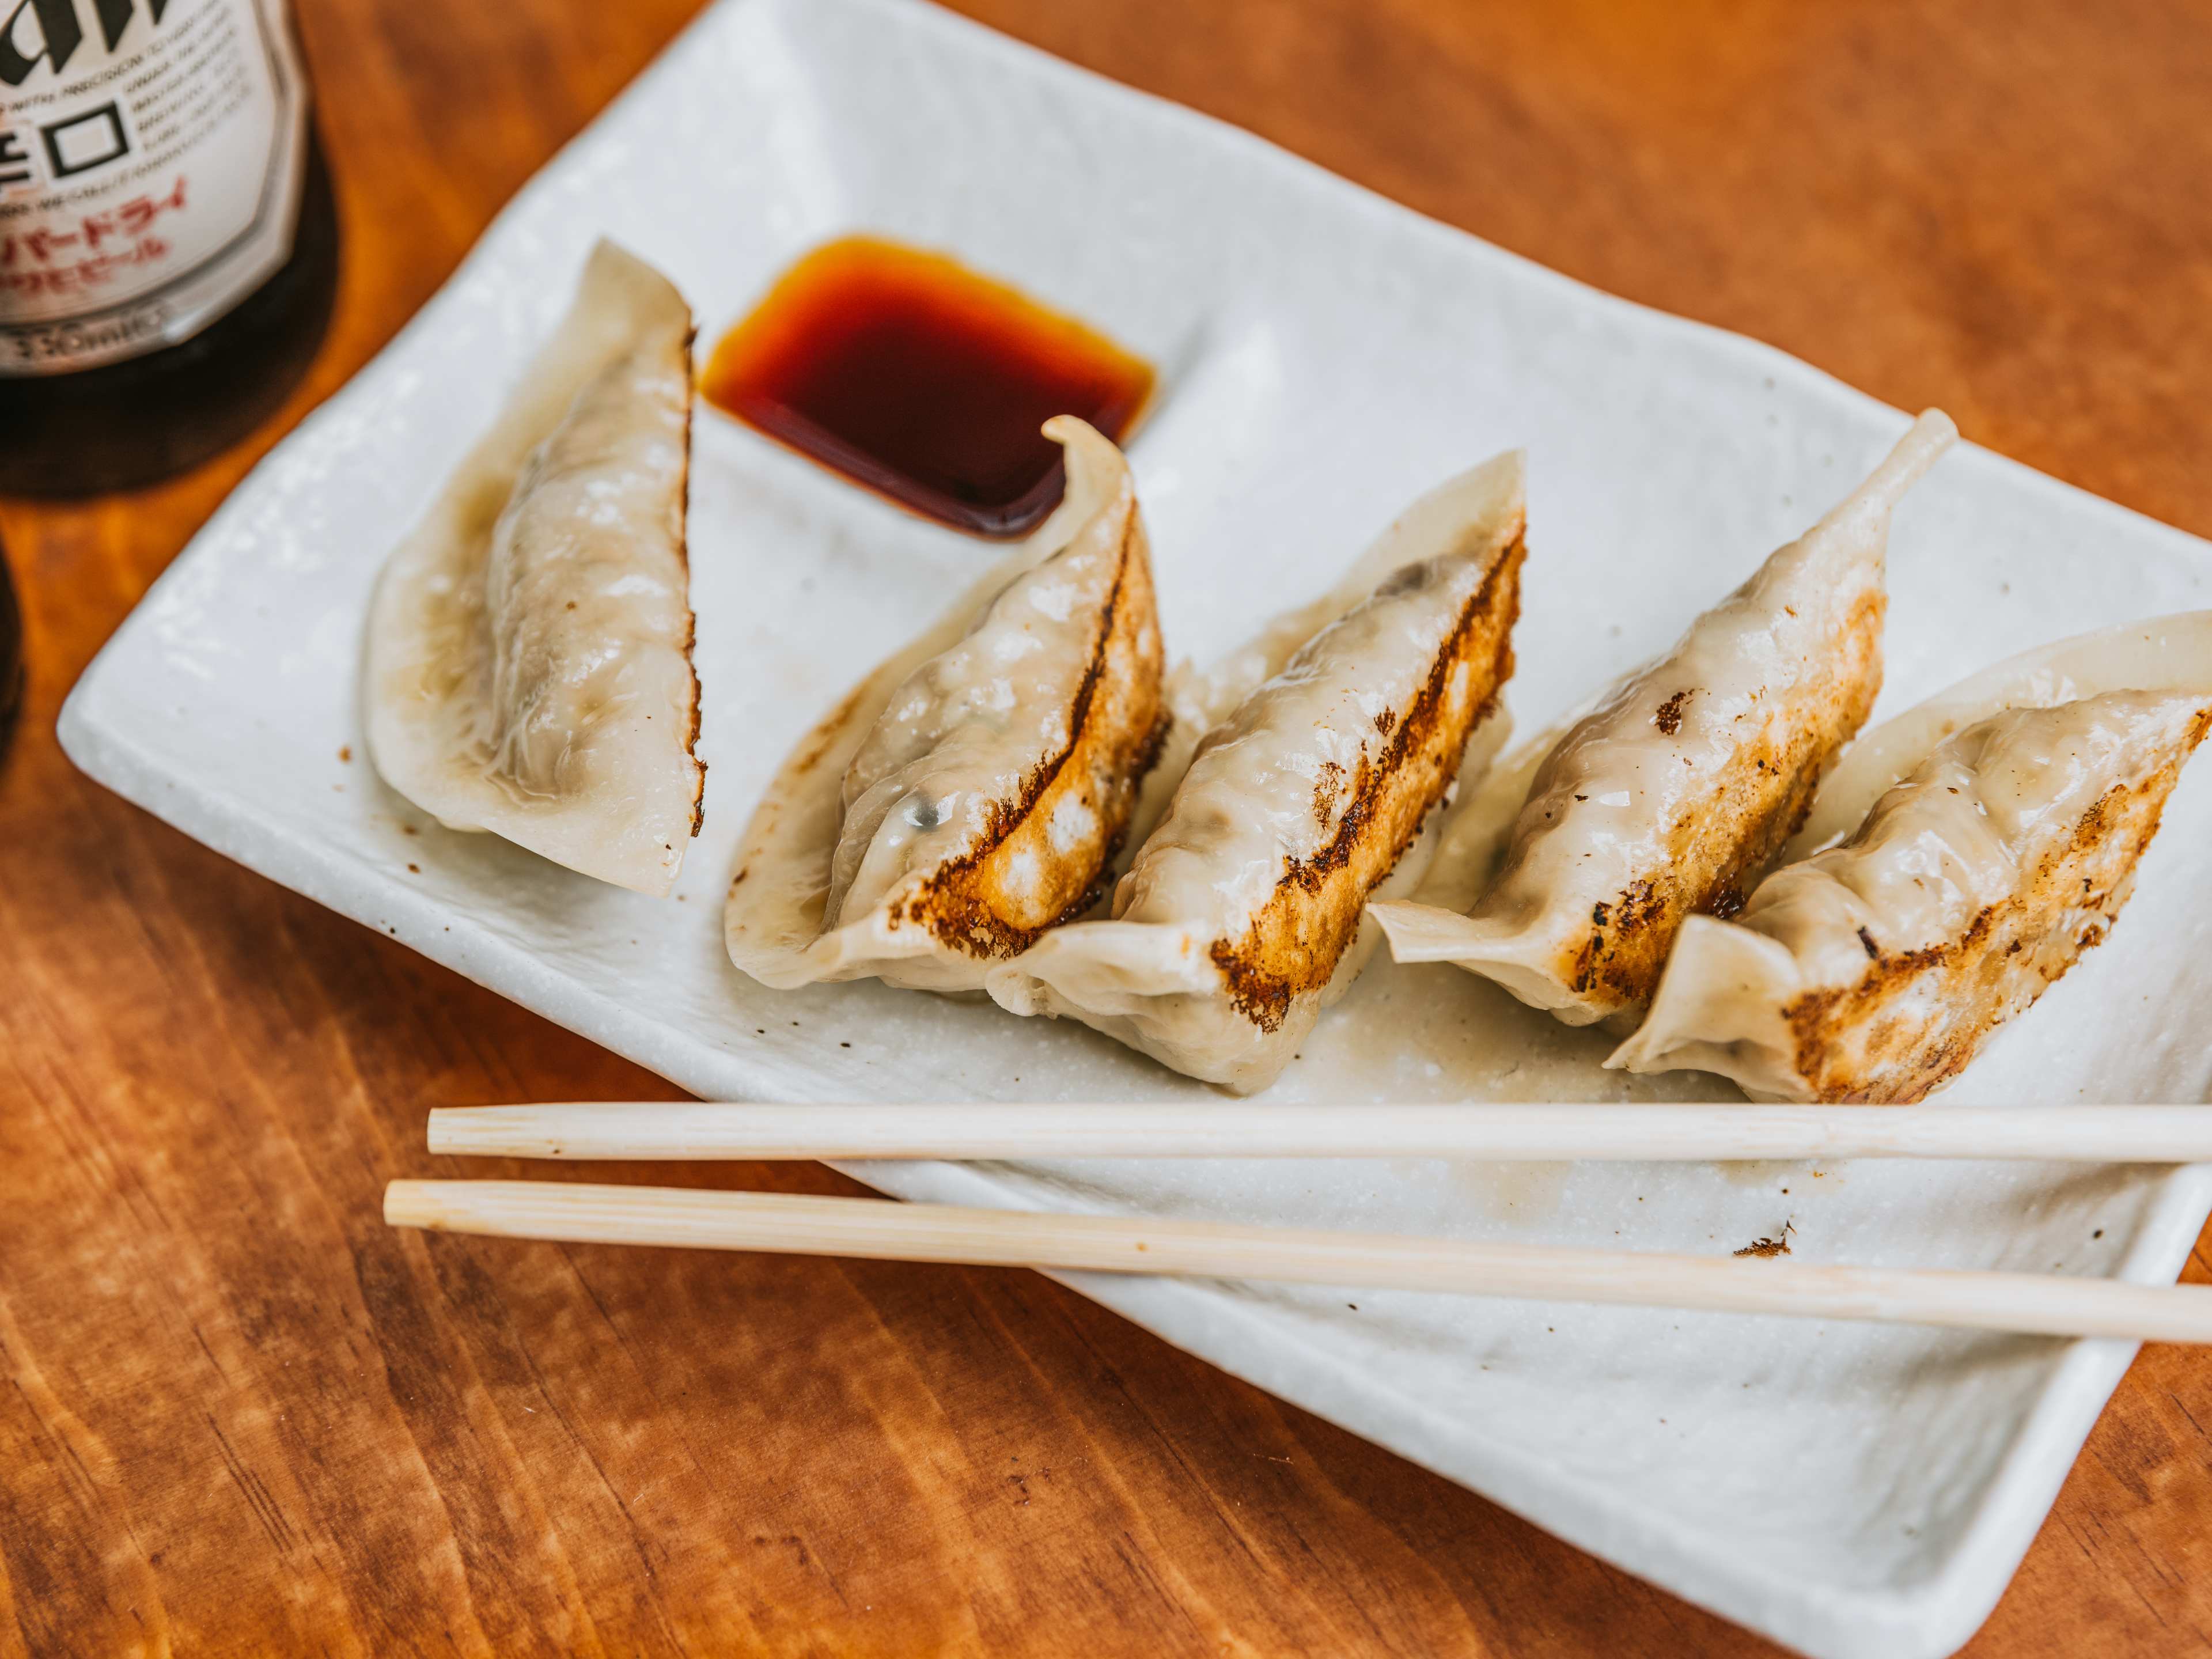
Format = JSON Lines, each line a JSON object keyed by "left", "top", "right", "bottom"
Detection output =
{"left": 385, "top": 1179, "right": 436, "bottom": 1230}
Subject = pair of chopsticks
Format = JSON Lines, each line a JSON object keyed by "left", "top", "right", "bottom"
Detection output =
{"left": 384, "top": 1102, "right": 2212, "bottom": 1344}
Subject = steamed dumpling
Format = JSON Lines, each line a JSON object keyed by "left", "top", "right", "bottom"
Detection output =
{"left": 1610, "top": 690, "right": 2212, "bottom": 1101}
{"left": 725, "top": 417, "right": 1166, "bottom": 993}
{"left": 366, "top": 240, "right": 702, "bottom": 895}
{"left": 1371, "top": 411, "right": 1956, "bottom": 1027}
{"left": 985, "top": 451, "right": 1526, "bottom": 1092}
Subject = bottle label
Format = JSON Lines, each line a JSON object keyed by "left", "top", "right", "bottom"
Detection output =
{"left": 0, "top": 0, "right": 306, "bottom": 376}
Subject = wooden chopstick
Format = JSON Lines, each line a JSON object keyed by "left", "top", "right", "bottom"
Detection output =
{"left": 383, "top": 1180, "right": 2212, "bottom": 1342}
{"left": 424, "top": 1101, "right": 2212, "bottom": 1164}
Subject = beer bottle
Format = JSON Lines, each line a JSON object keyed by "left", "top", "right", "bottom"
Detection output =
{"left": 0, "top": 0, "right": 338, "bottom": 494}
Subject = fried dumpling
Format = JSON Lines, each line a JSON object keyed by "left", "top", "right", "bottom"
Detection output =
{"left": 366, "top": 240, "right": 701, "bottom": 896}
{"left": 725, "top": 416, "right": 1166, "bottom": 993}
{"left": 1370, "top": 410, "right": 1956, "bottom": 1027}
{"left": 984, "top": 451, "right": 1526, "bottom": 1092}
{"left": 1609, "top": 689, "right": 2212, "bottom": 1101}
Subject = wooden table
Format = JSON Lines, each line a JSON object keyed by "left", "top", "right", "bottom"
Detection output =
{"left": 7, "top": 1, "right": 2212, "bottom": 1652}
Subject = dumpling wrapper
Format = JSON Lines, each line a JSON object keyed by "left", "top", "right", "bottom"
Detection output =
{"left": 986, "top": 450, "right": 1526, "bottom": 1093}
{"left": 1610, "top": 685, "right": 2212, "bottom": 1102}
{"left": 1781, "top": 610, "right": 2212, "bottom": 859}
{"left": 1372, "top": 410, "right": 1956, "bottom": 1028}
{"left": 725, "top": 417, "right": 1166, "bottom": 994}
{"left": 366, "top": 240, "right": 701, "bottom": 896}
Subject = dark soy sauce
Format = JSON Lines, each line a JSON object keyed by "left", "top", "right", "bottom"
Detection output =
{"left": 702, "top": 236, "right": 1154, "bottom": 537}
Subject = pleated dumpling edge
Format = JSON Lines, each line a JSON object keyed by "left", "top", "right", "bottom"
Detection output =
{"left": 724, "top": 416, "right": 1166, "bottom": 994}
{"left": 983, "top": 447, "right": 1527, "bottom": 1093}
{"left": 1611, "top": 613, "right": 2212, "bottom": 1101}
{"left": 1371, "top": 410, "right": 1957, "bottom": 1027}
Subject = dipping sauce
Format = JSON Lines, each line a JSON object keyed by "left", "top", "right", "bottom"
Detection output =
{"left": 701, "top": 236, "right": 1154, "bottom": 536}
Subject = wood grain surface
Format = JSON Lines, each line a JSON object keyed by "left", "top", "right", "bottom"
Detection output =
{"left": 7, "top": 0, "right": 2212, "bottom": 1653}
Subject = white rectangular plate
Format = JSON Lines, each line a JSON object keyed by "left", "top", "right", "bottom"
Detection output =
{"left": 59, "top": 2, "right": 2212, "bottom": 1654}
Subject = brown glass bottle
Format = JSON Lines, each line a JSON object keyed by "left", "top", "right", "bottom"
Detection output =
{"left": 0, "top": 135, "right": 337, "bottom": 495}
{"left": 0, "top": 0, "right": 336, "bottom": 495}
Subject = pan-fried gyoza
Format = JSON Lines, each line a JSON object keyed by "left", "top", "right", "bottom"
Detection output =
{"left": 1370, "top": 411, "right": 1956, "bottom": 1028}
{"left": 366, "top": 241, "right": 702, "bottom": 896}
{"left": 985, "top": 451, "right": 1526, "bottom": 1092}
{"left": 1611, "top": 688, "right": 2212, "bottom": 1101}
{"left": 725, "top": 416, "right": 1166, "bottom": 993}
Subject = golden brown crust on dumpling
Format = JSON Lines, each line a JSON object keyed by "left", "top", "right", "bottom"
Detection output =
{"left": 1560, "top": 581, "right": 1883, "bottom": 1010}
{"left": 1211, "top": 533, "right": 1525, "bottom": 1029}
{"left": 676, "top": 337, "right": 704, "bottom": 839}
{"left": 898, "top": 511, "right": 1168, "bottom": 958}
{"left": 1779, "top": 704, "right": 2210, "bottom": 1103}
